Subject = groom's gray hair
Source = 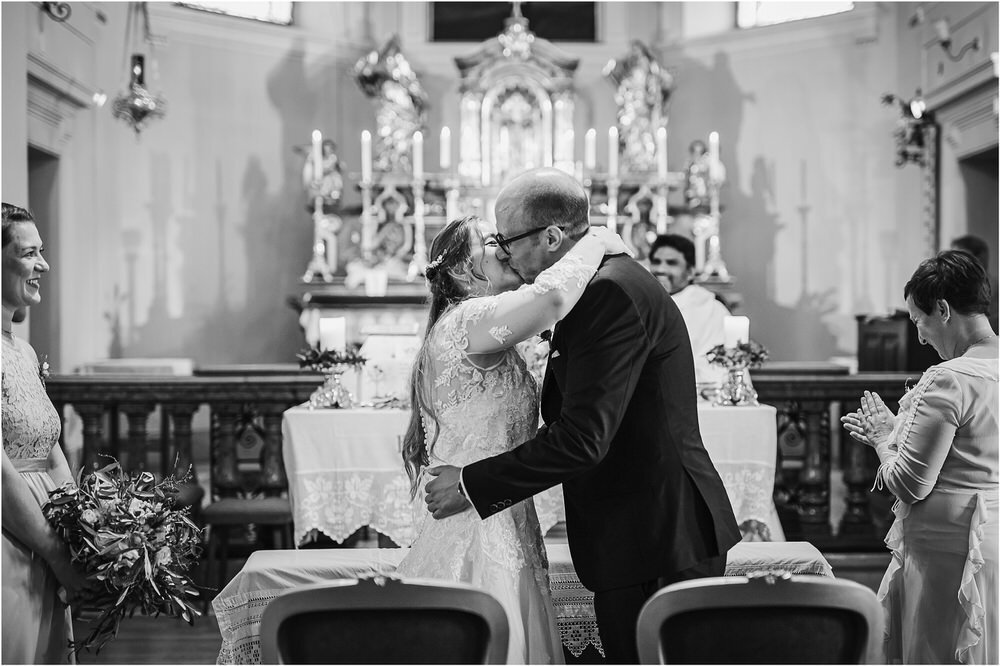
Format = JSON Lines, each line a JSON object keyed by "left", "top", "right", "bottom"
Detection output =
{"left": 498, "top": 168, "right": 591, "bottom": 240}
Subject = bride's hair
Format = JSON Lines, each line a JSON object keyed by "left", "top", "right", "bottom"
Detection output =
{"left": 402, "top": 216, "right": 487, "bottom": 497}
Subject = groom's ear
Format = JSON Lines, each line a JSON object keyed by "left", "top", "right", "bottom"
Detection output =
{"left": 543, "top": 226, "right": 567, "bottom": 253}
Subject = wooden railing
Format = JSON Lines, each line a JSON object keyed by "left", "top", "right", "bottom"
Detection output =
{"left": 45, "top": 370, "right": 913, "bottom": 549}
{"left": 754, "top": 372, "right": 910, "bottom": 549}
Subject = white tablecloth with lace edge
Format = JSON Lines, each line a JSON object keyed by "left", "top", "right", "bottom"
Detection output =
{"left": 213, "top": 541, "right": 831, "bottom": 663}
{"left": 281, "top": 403, "right": 783, "bottom": 549}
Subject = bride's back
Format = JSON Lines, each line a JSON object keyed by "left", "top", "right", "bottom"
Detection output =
{"left": 420, "top": 299, "right": 539, "bottom": 468}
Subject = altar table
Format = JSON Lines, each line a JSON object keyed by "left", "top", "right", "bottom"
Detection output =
{"left": 214, "top": 540, "right": 832, "bottom": 663}
{"left": 282, "top": 404, "right": 784, "bottom": 547}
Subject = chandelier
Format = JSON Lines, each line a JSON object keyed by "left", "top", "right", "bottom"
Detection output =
{"left": 112, "top": 3, "right": 166, "bottom": 136}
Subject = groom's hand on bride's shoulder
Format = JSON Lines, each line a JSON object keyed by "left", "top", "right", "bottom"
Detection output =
{"left": 424, "top": 465, "right": 471, "bottom": 519}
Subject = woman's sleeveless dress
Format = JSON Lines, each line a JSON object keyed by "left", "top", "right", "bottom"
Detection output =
{"left": 2, "top": 333, "right": 74, "bottom": 663}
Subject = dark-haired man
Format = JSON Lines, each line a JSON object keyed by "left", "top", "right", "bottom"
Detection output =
{"left": 649, "top": 234, "right": 731, "bottom": 385}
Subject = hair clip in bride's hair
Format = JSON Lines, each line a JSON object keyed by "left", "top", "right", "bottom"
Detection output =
{"left": 425, "top": 252, "right": 446, "bottom": 275}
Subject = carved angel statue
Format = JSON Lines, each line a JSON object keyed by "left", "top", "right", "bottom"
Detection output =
{"left": 605, "top": 41, "right": 674, "bottom": 173}
{"left": 354, "top": 36, "right": 429, "bottom": 175}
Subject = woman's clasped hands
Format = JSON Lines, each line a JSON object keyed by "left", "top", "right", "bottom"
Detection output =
{"left": 840, "top": 390, "right": 895, "bottom": 447}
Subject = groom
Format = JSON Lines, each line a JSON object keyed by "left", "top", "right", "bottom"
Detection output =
{"left": 424, "top": 167, "right": 741, "bottom": 663}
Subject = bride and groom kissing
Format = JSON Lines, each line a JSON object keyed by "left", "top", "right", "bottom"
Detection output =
{"left": 395, "top": 168, "right": 740, "bottom": 664}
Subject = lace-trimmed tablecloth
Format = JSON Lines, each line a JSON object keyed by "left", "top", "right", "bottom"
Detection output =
{"left": 213, "top": 541, "right": 832, "bottom": 664}
{"left": 282, "top": 403, "right": 783, "bottom": 547}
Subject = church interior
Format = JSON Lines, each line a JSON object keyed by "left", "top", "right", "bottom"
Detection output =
{"left": 2, "top": 1, "right": 998, "bottom": 663}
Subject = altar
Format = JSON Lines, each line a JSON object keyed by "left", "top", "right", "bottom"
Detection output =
{"left": 281, "top": 403, "right": 784, "bottom": 548}
{"left": 291, "top": 7, "right": 736, "bottom": 347}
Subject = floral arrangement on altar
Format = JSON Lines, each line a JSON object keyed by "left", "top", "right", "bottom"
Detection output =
{"left": 296, "top": 345, "right": 367, "bottom": 371}
{"left": 297, "top": 345, "right": 367, "bottom": 409}
{"left": 706, "top": 341, "right": 769, "bottom": 370}
{"left": 42, "top": 461, "right": 203, "bottom": 656}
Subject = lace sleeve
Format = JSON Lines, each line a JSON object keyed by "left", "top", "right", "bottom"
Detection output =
{"left": 454, "top": 236, "right": 603, "bottom": 355}
{"left": 871, "top": 367, "right": 961, "bottom": 503}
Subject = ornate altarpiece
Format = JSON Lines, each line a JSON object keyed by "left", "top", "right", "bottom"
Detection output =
{"left": 291, "top": 11, "right": 737, "bottom": 344}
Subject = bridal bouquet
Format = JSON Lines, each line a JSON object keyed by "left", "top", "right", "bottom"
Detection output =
{"left": 42, "top": 461, "right": 204, "bottom": 656}
{"left": 706, "top": 340, "right": 770, "bottom": 370}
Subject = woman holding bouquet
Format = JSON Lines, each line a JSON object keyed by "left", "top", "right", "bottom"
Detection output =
{"left": 2, "top": 203, "right": 88, "bottom": 663}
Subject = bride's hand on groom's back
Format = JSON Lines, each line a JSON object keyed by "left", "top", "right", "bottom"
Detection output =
{"left": 424, "top": 465, "right": 472, "bottom": 519}
{"left": 588, "top": 226, "right": 633, "bottom": 258}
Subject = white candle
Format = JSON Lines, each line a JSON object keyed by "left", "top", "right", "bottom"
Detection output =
{"left": 311, "top": 130, "right": 323, "bottom": 185}
{"left": 584, "top": 128, "right": 597, "bottom": 170}
{"left": 361, "top": 130, "right": 372, "bottom": 183}
{"left": 608, "top": 127, "right": 619, "bottom": 178}
{"left": 723, "top": 315, "right": 749, "bottom": 348}
{"left": 656, "top": 127, "right": 668, "bottom": 180}
{"left": 564, "top": 128, "right": 574, "bottom": 163}
{"left": 319, "top": 317, "right": 347, "bottom": 352}
{"left": 412, "top": 130, "right": 423, "bottom": 179}
{"left": 439, "top": 126, "right": 451, "bottom": 170}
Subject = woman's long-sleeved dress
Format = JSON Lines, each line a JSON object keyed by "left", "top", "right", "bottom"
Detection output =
{"left": 874, "top": 355, "right": 998, "bottom": 664}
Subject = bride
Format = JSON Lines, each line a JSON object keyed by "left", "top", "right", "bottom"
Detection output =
{"left": 396, "top": 215, "right": 625, "bottom": 663}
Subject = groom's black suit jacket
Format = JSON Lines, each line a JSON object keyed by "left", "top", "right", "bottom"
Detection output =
{"left": 462, "top": 254, "right": 741, "bottom": 592}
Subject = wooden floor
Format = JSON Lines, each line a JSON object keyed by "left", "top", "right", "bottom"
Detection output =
{"left": 74, "top": 614, "right": 222, "bottom": 665}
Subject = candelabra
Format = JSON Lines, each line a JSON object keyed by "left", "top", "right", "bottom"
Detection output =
{"left": 407, "top": 178, "right": 428, "bottom": 281}
{"left": 606, "top": 178, "right": 620, "bottom": 233}
{"left": 302, "top": 191, "right": 334, "bottom": 283}
{"left": 359, "top": 180, "right": 376, "bottom": 263}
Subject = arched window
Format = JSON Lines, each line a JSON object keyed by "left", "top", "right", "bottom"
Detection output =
{"left": 736, "top": 2, "right": 853, "bottom": 28}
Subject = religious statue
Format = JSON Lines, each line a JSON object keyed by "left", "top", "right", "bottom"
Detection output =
{"left": 684, "top": 139, "right": 711, "bottom": 212}
{"left": 354, "top": 36, "right": 429, "bottom": 175}
{"left": 605, "top": 41, "right": 673, "bottom": 173}
{"left": 301, "top": 139, "right": 344, "bottom": 215}
{"left": 298, "top": 136, "right": 344, "bottom": 282}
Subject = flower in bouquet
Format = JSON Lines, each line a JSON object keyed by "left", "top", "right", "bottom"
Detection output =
{"left": 706, "top": 340, "right": 770, "bottom": 370}
{"left": 296, "top": 344, "right": 367, "bottom": 372}
{"left": 42, "top": 461, "right": 204, "bottom": 656}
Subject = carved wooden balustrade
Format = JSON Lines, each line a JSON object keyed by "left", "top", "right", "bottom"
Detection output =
{"left": 45, "top": 370, "right": 913, "bottom": 549}
{"left": 45, "top": 374, "right": 323, "bottom": 504}
{"left": 754, "top": 371, "right": 911, "bottom": 548}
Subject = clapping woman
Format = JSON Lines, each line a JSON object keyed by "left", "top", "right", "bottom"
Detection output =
{"left": 842, "top": 250, "right": 997, "bottom": 664}
{"left": 2, "top": 203, "right": 88, "bottom": 662}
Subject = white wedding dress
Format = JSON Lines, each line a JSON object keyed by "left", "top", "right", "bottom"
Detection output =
{"left": 395, "top": 294, "right": 570, "bottom": 664}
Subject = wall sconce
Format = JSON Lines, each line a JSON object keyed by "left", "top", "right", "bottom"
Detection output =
{"left": 933, "top": 18, "right": 981, "bottom": 62}
{"left": 881, "top": 90, "right": 934, "bottom": 168}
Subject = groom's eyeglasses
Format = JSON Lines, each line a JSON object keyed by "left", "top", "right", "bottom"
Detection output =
{"left": 491, "top": 226, "right": 564, "bottom": 253}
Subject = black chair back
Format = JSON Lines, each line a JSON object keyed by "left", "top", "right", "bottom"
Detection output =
{"left": 636, "top": 573, "right": 883, "bottom": 664}
{"left": 260, "top": 576, "right": 509, "bottom": 664}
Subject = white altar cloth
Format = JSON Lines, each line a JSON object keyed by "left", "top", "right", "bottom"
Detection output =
{"left": 214, "top": 540, "right": 832, "bottom": 664}
{"left": 282, "top": 403, "right": 784, "bottom": 547}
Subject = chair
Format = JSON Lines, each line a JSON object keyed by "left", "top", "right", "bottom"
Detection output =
{"left": 636, "top": 572, "right": 884, "bottom": 664}
{"left": 259, "top": 576, "right": 509, "bottom": 664}
{"left": 201, "top": 408, "right": 293, "bottom": 601}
